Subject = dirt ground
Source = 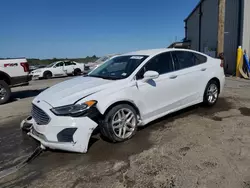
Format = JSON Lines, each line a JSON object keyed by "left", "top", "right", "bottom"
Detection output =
{"left": 1, "top": 77, "right": 250, "bottom": 188}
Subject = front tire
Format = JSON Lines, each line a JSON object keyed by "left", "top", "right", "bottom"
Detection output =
{"left": 100, "top": 104, "right": 138, "bottom": 143}
{"left": 0, "top": 80, "right": 11, "bottom": 105}
{"left": 43, "top": 71, "right": 52, "bottom": 79}
{"left": 203, "top": 80, "right": 219, "bottom": 106}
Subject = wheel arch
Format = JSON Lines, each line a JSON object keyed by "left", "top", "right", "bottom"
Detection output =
{"left": 43, "top": 70, "right": 52, "bottom": 77}
{"left": 73, "top": 68, "right": 82, "bottom": 75}
{"left": 102, "top": 100, "right": 141, "bottom": 118}
{"left": 208, "top": 77, "right": 220, "bottom": 94}
{"left": 0, "top": 71, "right": 11, "bottom": 85}
{"left": 74, "top": 68, "right": 81, "bottom": 71}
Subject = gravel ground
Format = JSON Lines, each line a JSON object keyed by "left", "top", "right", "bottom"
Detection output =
{"left": 1, "top": 77, "right": 250, "bottom": 188}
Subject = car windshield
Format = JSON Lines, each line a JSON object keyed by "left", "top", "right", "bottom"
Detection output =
{"left": 88, "top": 55, "right": 148, "bottom": 80}
{"left": 46, "top": 62, "right": 57, "bottom": 68}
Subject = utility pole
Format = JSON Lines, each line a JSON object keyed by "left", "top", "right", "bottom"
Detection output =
{"left": 217, "top": 0, "right": 226, "bottom": 57}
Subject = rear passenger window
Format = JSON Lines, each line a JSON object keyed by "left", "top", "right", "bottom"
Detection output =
{"left": 136, "top": 52, "right": 173, "bottom": 79}
{"left": 193, "top": 53, "right": 207, "bottom": 65}
{"left": 55, "top": 62, "right": 64, "bottom": 67}
{"left": 171, "top": 51, "right": 195, "bottom": 70}
{"left": 64, "top": 62, "right": 71, "bottom": 66}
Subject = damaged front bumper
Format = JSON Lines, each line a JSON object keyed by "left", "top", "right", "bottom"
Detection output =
{"left": 21, "top": 114, "right": 98, "bottom": 153}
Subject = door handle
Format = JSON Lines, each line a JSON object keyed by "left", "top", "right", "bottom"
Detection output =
{"left": 201, "top": 68, "right": 207, "bottom": 71}
{"left": 169, "top": 75, "right": 177, "bottom": 79}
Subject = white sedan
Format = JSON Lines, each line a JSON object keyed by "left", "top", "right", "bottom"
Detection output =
{"left": 21, "top": 48, "right": 225, "bottom": 153}
{"left": 30, "top": 61, "right": 85, "bottom": 79}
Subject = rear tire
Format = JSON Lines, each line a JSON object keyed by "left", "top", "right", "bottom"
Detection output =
{"left": 203, "top": 80, "right": 219, "bottom": 106}
{"left": 0, "top": 80, "right": 11, "bottom": 105}
{"left": 100, "top": 104, "right": 138, "bottom": 143}
{"left": 74, "top": 68, "right": 82, "bottom": 76}
{"left": 43, "top": 71, "right": 52, "bottom": 79}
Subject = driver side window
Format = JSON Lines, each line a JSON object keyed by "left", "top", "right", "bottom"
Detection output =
{"left": 136, "top": 52, "right": 174, "bottom": 80}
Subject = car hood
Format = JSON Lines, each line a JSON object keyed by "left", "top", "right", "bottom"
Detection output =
{"left": 35, "top": 76, "right": 115, "bottom": 107}
{"left": 31, "top": 68, "right": 47, "bottom": 73}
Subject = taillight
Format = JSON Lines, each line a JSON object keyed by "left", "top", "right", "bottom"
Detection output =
{"left": 220, "top": 60, "right": 224, "bottom": 68}
{"left": 218, "top": 53, "right": 224, "bottom": 68}
{"left": 20, "top": 62, "right": 29, "bottom": 72}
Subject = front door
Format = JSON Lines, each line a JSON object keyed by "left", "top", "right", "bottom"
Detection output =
{"left": 135, "top": 52, "right": 184, "bottom": 120}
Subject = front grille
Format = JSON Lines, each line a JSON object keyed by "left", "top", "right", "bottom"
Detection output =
{"left": 32, "top": 104, "right": 51, "bottom": 125}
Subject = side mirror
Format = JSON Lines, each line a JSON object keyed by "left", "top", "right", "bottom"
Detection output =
{"left": 142, "top": 71, "right": 159, "bottom": 82}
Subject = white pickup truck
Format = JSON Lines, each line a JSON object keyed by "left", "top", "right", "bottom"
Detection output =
{"left": 30, "top": 60, "right": 85, "bottom": 79}
{"left": 0, "top": 58, "right": 30, "bottom": 104}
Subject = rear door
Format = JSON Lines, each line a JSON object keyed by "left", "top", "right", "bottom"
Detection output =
{"left": 171, "top": 50, "right": 208, "bottom": 106}
{"left": 52, "top": 62, "right": 66, "bottom": 77}
{"left": 64, "top": 61, "right": 75, "bottom": 74}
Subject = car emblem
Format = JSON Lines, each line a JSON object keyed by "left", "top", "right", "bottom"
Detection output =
{"left": 37, "top": 100, "right": 40, "bottom": 103}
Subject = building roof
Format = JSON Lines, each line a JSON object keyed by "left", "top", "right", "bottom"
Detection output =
{"left": 184, "top": 0, "right": 204, "bottom": 22}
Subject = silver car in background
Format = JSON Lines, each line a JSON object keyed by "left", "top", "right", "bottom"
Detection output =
{"left": 84, "top": 54, "right": 119, "bottom": 73}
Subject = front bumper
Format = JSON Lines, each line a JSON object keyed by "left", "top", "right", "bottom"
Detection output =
{"left": 220, "top": 75, "right": 226, "bottom": 93}
{"left": 21, "top": 101, "right": 99, "bottom": 153}
{"left": 29, "top": 73, "right": 41, "bottom": 80}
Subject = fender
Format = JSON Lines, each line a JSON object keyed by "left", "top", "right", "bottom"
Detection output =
{"left": 97, "top": 96, "right": 142, "bottom": 118}
{"left": 0, "top": 71, "right": 11, "bottom": 85}
{"left": 104, "top": 99, "right": 139, "bottom": 113}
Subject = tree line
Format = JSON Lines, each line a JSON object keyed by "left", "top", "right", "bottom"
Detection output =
{"left": 27, "top": 55, "right": 99, "bottom": 65}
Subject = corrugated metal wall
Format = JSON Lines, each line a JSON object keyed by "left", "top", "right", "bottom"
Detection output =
{"left": 242, "top": 0, "right": 250, "bottom": 56}
{"left": 186, "top": 8, "right": 200, "bottom": 51}
{"left": 200, "top": 0, "right": 218, "bottom": 53}
{"left": 224, "top": 0, "right": 240, "bottom": 74}
{"left": 185, "top": 0, "right": 241, "bottom": 74}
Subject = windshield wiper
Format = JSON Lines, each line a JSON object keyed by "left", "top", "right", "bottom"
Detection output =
{"left": 87, "top": 75, "right": 104, "bottom": 79}
{"left": 87, "top": 75, "right": 120, "bottom": 80}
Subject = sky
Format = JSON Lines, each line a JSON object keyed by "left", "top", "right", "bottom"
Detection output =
{"left": 0, "top": 0, "right": 199, "bottom": 59}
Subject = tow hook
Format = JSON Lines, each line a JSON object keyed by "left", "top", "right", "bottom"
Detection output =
{"left": 20, "top": 116, "right": 33, "bottom": 131}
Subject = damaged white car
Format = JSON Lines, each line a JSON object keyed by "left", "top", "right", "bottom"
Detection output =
{"left": 21, "top": 48, "right": 225, "bottom": 153}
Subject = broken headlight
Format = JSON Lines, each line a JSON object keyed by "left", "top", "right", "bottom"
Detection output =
{"left": 51, "top": 100, "right": 97, "bottom": 117}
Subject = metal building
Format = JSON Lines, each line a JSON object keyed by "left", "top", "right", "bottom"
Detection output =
{"left": 184, "top": 0, "right": 250, "bottom": 74}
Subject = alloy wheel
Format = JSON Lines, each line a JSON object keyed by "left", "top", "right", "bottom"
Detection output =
{"left": 111, "top": 108, "right": 136, "bottom": 139}
{"left": 207, "top": 83, "right": 218, "bottom": 104}
{"left": 0, "top": 84, "right": 7, "bottom": 100}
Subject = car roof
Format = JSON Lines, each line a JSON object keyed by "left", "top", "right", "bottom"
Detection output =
{"left": 123, "top": 48, "right": 168, "bottom": 56}
{"left": 123, "top": 48, "right": 210, "bottom": 58}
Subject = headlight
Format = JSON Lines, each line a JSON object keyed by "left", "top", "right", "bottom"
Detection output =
{"left": 51, "top": 100, "right": 97, "bottom": 116}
